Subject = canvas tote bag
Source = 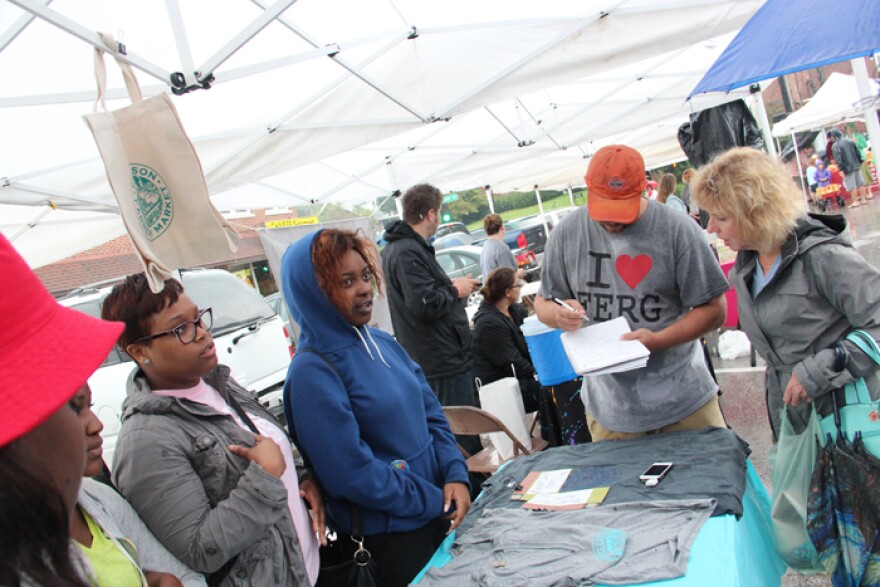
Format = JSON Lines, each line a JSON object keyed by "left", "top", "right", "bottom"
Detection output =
{"left": 83, "top": 33, "right": 237, "bottom": 292}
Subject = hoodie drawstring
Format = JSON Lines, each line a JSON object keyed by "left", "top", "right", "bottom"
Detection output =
{"left": 352, "top": 325, "right": 390, "bottom": 368}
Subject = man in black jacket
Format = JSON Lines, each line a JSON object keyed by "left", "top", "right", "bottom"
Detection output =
{"left": 828, "top": 128, "right": 870, "bottom": 206}
{"left": 382, "top": 184, "right": 482, "bottom": 451}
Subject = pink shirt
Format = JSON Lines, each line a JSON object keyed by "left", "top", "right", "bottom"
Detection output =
{"left": 153, "top": 381, "right": 320, "bottom": 584}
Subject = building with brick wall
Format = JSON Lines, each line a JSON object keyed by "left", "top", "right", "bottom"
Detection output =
{"left": 35, "top": 208, "right": 322, "bottom": 297}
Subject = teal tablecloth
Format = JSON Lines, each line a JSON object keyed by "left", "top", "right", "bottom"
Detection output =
{"left": 414, "top": 461, "right": 785, "bottom": 586}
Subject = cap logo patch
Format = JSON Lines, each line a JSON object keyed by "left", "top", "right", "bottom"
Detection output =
{"left": 607, "top": 177, "right": 625, "bottom": 191}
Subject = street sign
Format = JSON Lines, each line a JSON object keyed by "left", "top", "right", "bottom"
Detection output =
{"left": 442, "top": 193, "right": 459, "bottom": 203}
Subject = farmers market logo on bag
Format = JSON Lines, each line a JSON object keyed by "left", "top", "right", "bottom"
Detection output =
{"left": 131, "top": 164, "right": 174, "bottom": 241}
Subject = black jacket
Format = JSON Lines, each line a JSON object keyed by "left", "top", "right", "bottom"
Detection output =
{"left": 381, "top": 220, "right": 473, "bottom": 378}
{"left": 472, "top": 301, "right": 535, "bottom": 384}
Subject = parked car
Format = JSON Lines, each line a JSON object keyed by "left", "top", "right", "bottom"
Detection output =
{"left": 59, "top": 269, "right": 292, "bottom": 467}
{"left": 265, "top": 292, "right": 298, "bottom": 351}
{"left": 435, "top": 245, "right": 540, "bottom": 305}
{"left": 432, "top": 231, "right": 476, "bottom": 250}
{"left": 506, "top": 214, "right": 553, "bottom": 255}
{"left": 436, "top": 222, "right": 470, "bottom": 238}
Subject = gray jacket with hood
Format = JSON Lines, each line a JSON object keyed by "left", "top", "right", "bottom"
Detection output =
{"left": 731, "top": 214, "right": 880, "bottom": 440}
{"left": 112, "top": 366, "right": 311, "bottom": 587}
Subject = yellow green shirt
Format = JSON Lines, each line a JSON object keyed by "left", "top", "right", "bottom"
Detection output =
{"left": 75, "top": 507, "right": 143, "bottom": 587}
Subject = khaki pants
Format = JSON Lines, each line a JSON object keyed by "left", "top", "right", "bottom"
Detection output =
{"left": 586, "top": 395, "right": 726, "bottom": 441}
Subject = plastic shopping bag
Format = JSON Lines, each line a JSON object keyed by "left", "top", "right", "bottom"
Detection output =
{"left": 769, "top": 406, "right": 823, "bottom": 572}
{"left": 476, "top": 377, "right": 530, "bottom": 460}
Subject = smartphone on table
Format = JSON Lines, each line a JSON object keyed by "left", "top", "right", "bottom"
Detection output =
{"left": 639, "top": 462, "right": 673, "bottom": 487}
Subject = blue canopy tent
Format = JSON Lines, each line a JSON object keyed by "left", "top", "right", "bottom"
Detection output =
{"left": 689, "top": 0, "right": 880, "bottom": 96}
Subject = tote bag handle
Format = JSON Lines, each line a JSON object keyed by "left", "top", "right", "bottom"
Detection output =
{"left": 93, "top": 32, "right": 143, "bottom": 111}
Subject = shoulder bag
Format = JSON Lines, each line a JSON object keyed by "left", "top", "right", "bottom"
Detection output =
{"left": 820, "top": 331, "right": 880, "bottom": 456}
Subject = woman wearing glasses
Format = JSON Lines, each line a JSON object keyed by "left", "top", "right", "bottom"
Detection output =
{"left": 101, "top": 274, "right": 323, "bottom": 587}
{"left": 472, "top": 267, "right": 540, "bottom": 412}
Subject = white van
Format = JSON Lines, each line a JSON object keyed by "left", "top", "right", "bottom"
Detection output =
{"left": 59, "top": 269, "right": 291, "bottom": 467}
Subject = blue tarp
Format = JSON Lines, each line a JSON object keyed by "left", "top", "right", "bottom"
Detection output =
{"left": 690, "top": 0, "right": 880, "bottom": 97}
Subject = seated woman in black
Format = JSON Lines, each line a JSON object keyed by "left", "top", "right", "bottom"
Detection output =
{"left": 472, "top": 267, "right": 539, "bottom": 412}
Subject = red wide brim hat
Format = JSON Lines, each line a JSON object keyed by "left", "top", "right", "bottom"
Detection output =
{"left": 0, "top": 234, "right": 123, "bottom": 447}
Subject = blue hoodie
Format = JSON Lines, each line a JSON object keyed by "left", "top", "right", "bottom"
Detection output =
{"left": 280, "top": 231, "right": 469, "bottom": 535}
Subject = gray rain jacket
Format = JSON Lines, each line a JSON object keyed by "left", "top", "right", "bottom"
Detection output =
{"left": 112, "top": 366, "right": 311, "bottom": 586}
{"left": 731, "top": 214, "right": 880, "bottom": 440}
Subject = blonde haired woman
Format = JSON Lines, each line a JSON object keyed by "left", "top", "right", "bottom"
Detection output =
{"left": 691, "top": 147, "right": 880, "bottom": 441}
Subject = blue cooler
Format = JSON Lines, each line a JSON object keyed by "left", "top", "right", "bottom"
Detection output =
{"left": 521, "top": 316, "right": 577, "bottom": 386}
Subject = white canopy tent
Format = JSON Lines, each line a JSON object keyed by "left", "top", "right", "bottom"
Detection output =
{"left": 772, "top": 72, "right": 880, "bottom": 137}
{"left": 0, "top": 0, "right": 764, "bottom": 267}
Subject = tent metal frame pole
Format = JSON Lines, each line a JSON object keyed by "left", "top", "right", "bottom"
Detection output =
{"left": 7, "top": 0, "right": 171, "bottom": 83}
{"left": 204, "top": 28, "right": 417, "bottom": 176}
{"left": 0, "top": 0, "right": 51, "bottom": 52}
{"left": 8, "top": 181, "right": 120, "bottom": 212}
{"left": 196, "top": 0, "right": 299, "bottom": 82}
{"left": 534, "top": 187, "right": 549, "bottom": 235}
{"left": 164, "top": 0, "right": 197, "bottom": 87}
{"left": 252, "top": 0, "right": 428, "bottom": 122}
{"left": 252, "top": 181, "right": 312, "bottom": 205}
{"left": 432, "top": 7, "right": 619, "bottom": 119}
{"left": 486, "top": 187, "right": 495, "bottom": 213}
{"left": 319, "top": 161, "right": 388, "bottom": 193}
{"left": 567, "top": 186, "right": 575, "bottom": 207}
{"left": 9, "top": 204, "right": 55, "bottom": 241}
{"left": 790, "top": 131, "right": 808, "bottom": 203}
{"left": 852, "top": 57, "right": 880, "bottom": 183}
{"left": 750, "top": 89, "right": 777, "bottom": 157}
{"left": 316, "top": 121, "right": 454, "bottom": 201}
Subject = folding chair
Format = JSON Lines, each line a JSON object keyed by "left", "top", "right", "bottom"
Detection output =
{"left": 443, "top": 406, "right": 549, "bottom": 474}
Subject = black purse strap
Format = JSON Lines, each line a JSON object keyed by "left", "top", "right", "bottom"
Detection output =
{"left": 296, "top": 348, "right": 365, "bottom": 538}
{"left": 225, "top": 391, "right": 260, "bottom": 435}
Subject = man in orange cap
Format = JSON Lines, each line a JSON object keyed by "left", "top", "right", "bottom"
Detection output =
{"left": 534, "top": 145, "right": 730, "bottom": 440}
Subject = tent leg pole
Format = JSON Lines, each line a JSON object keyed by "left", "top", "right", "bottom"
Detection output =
{"left": 750, "top": 89, "right": 777, "bottom": 158}
{"left": 567, "top": 186, "right": 575, "bottom": 207}
{"left": 486, "top": 187, "right": 495, "bottom": 214}
{"left": 791, "top": 131, "right": 808, "bottom": 204}
{"left": 535, "top": 187, "right": 549, "bottom": 234}
{"left": 852, "top": 57, "right": 880, "bottom": 188}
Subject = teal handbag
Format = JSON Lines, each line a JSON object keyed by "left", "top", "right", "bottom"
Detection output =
{"left": 819, "top": 331, "right": 880, "bottom": 456}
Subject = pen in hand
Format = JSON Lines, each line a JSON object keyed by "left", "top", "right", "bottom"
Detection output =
{"left": 552, "top": 297, "right": 589, "bottom": 323}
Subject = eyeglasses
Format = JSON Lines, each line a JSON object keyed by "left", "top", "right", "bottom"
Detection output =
{"left": 510, "top": 282, "right": 525, "bottom": 290}
{"left": 132, "top": 308, "right": 213, "bottom": 345}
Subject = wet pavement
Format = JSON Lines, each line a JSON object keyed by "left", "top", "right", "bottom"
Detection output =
{"left": 713, "top": 198, "right": 880, "bottom": 587}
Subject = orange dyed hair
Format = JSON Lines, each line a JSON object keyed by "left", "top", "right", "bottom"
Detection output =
{"left": 311, "top": 229, "right": 383, "bottom": 312}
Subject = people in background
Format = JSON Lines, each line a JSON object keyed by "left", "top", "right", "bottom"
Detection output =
{"left": 535, "top": 145, "right": 729, "bottom": 441}
{"left": 472, "top": 267, "right": 540, "bottom": 413}
{"left": 829, "top": 128, "right": 871, "bottom": 207}
{"left": 0, "top": 233, "right": 123, "bottom": 587}
{"left": 381, "top": 184, "right": 482, "bottom": 455}
{"left": 657, "top": 173, "right": 687, "bottom": 213}
{"left": 814, "top": 158, "right": 831, "bottom": 188}
{"left": 692, "top": 147, "right": 880, "bottom": 441}
{"left": 102, "top": 274, "right": 322, "bottom": 587}
{"left": 71, "top": 384, "right": 206, "bottom": 587}
{"left": 282, "top": 229, "right": 470, "bottom": 587}
{"left": 480, "top": 213, "right": 524, "bottom": 280}
{"left": 805, "top": 153, "right": 819, "bottom": 204}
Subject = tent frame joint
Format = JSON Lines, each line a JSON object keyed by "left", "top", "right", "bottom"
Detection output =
{"left": 170, "top": 71, "right": 215, "bottom": 95}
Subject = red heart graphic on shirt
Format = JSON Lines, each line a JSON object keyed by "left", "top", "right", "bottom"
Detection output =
{"left": 615, "top": 255, "right": 653, "bottom": 289}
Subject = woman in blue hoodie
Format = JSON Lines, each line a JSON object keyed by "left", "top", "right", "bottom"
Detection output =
{"left": 281, "top": 229, "right": 470, "bottom": 587}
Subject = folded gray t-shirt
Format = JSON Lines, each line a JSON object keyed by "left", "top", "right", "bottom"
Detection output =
{"left": 418, "top": 499, "right": 716, "bottom": 586}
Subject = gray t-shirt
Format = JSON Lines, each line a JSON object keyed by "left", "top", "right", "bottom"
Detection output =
{"left": 539, "top": 201, "right": 729, "bottom": 432}
{"left": 480, "top": 237, "right": 518, "bottom": 278}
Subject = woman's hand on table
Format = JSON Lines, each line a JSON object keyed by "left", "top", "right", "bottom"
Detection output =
{"left": 443, "top": 482, "right": 471, "bottom": 533}
{"left": 300, "top": 478, "right": 327, "bottom": 546}
{"left": 783, "top": 372, "right": 812, "bottom": 407}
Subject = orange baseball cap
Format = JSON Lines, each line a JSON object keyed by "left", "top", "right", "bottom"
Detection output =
{"left": 586, "top": 145, "right": 646, "bottom": 224}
